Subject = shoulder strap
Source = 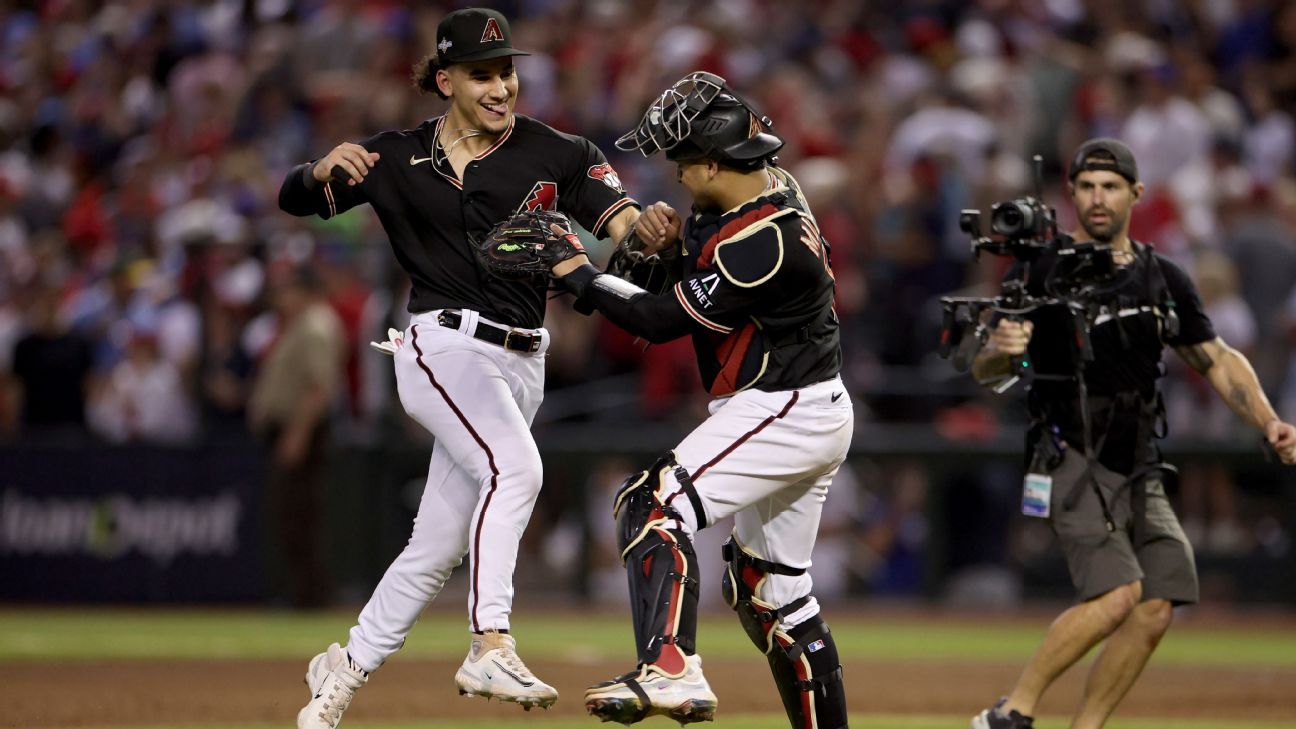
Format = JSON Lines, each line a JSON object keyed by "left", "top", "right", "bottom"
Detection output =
{"left": 1134, "top": 241, "right": 1179, "bottom": 341}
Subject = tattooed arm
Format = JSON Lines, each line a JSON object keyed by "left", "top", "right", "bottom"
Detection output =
{"left": 1174, "top": 337, "right": 1296, "bottom": 464}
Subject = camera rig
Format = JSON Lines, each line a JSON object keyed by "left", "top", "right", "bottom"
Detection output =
{"left": 938, "top": 156, "right": 1120, "bottom": 391}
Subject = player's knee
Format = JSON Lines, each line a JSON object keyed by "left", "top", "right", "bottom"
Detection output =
{"left": 494, "top": 445, "right": 544, "bottom": 494}
{"left": 613, "top": 452, "right": 705, "bottom": 558}
{"left": 721, "top": 535, "right": 813, "bottom": 653}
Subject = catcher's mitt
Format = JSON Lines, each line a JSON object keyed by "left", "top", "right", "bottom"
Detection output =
{"left": 475, "top": 210, "right": 586, "bottom": 281}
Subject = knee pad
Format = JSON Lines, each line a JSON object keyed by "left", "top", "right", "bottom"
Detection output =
{"left": 613, "top": 451, "right": 706, "bottom": 561}
{"left": 720, "top": 536, "right": 810, "bottom": 654}
{"left": 614, "top": 453, "right": 705, "bottom": 675}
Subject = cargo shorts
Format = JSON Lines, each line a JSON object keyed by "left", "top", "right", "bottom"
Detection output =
{"left": 1046, "top": 447, "right": 1199, "bottom": 605}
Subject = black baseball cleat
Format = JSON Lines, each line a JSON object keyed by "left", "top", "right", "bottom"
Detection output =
{"left": 971, "top": 696, "right": 1035, "bottom": 729}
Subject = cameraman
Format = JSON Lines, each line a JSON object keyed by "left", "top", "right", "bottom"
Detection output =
{"left": 970, "top": 138, "right": 1296, "bottom": 729}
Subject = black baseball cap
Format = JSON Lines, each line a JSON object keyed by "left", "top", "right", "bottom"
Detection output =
{"left": 1069, "top": 138, "right": 1138, "bottom": 183}
{"left": 435, "top": 8, "right": 530, "bottom": 66}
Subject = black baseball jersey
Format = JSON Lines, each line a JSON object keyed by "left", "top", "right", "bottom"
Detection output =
{"left": 565, "top": 169, "right": 841, "bottom": 396}
{"left": 279, "top": 114, "right": 637, "bottom": 328}
{"left": 1011, "top": 242, "right": 1216, "bottom": 472}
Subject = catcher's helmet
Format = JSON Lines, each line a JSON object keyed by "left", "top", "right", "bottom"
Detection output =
{"left": 617, "top": 72, "right": 784, "bottom": 170}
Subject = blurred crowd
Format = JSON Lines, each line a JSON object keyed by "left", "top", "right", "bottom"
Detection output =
{"left": 3, "top": 1, "right": 1296, "bottom": 597}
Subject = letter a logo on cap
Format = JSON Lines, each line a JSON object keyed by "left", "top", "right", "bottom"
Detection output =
{"left": 481, "top": 17, "right": 504, "bottom": 43}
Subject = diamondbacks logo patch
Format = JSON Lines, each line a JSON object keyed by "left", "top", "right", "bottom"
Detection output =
{"left": 519, "top": 181, "right": 558, "bottom": 212}
{"left": 587, "top": 163, "right": 625, "bottom": 193}
{"left": 481, "top": 17, "right": 504, "bottom": 43}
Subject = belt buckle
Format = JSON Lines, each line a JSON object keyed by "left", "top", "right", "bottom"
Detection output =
{"left": 503, "top": 329, "right": 538, "bottom": 353}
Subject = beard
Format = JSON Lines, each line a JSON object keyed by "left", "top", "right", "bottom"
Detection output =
{"left": 1080, "top": 208, "right": 1123, "bottom": 242}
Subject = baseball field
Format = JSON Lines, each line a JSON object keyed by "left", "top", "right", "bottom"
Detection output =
{"left": 5, "top": 606, "right": 1295, "bottom": 729}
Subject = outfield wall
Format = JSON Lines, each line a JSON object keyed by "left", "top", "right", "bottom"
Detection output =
{"left": 2, "top": 427, "right": 1293, "bottom": 604}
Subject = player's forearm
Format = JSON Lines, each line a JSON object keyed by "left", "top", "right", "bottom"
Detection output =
{"left": 561, "top": 264, "right": 693, "bottom": 343}
{"left": 604, "top": 207, "right": 639, "bottom": 246}
{"left": 278, "top": 163, "right": 324, "bottom": 216}
{"left": 1205, "top": 343, "right": 1281, "bottom": 432}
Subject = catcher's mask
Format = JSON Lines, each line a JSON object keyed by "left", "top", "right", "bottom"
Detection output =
{"left": 616, "top": 71, "right": 784, "bottom": 171}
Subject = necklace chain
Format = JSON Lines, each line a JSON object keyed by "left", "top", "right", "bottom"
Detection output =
{"left": 435, "top": 127, "right": 488, "bottom": 167}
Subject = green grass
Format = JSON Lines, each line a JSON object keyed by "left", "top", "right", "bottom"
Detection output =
{"left": 73, "top": 718, "right": 1296, "bottom": 729}
{"left": 3, "top": 609, "right": 1295, "bottom": 667}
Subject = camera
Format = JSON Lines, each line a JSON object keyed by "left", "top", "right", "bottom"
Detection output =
{"left": 939, "top": 155, "right": 1121, "bottom": 377}
{"left": 990, "top": 199, "right": 1048, "bottom": 238}
{"left": 959, "top": 157, "right": 1057, "bottom": 262}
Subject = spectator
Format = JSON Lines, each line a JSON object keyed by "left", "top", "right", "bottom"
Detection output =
{"left": 248, "top": 263, "right": 345, "bottom": 608}
{"left": 9, "top": 285, "right": 94, "bottom": 436}
{"left": 87, "top": 320, "right": 197, "bottom": 444}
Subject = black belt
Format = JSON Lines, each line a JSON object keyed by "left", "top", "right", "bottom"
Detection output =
{"left": 436, "top": 310, "right": 542, "bottom": 353}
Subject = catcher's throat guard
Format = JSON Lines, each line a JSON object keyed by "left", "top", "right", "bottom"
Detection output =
{"left": 616, "top": 71, "right": 784, "bottom": 169}
{"left": 613, "top": 453, "right": 706, "bottom": 675}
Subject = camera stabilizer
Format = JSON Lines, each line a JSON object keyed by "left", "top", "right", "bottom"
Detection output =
{"left": 938, "top": 156, "right": 1119, "bottom": 391}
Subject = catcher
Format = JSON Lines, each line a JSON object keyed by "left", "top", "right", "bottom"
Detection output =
{"left": 479, "top": 71, "right": 852, "bottom": 729}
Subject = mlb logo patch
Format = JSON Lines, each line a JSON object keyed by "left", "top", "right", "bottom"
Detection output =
{"left": 807, "top": 639, "right": 825, "bottom": 653}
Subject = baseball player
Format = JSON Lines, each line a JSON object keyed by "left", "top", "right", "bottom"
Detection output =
{"left": 969, "top": 138, "right": 1296, "bottom": 729}
{"left": 277, "top": 8, "right": 649, "bottom": 728}
{"left": 547, "top": 72, "right": 852, "bottom": 729}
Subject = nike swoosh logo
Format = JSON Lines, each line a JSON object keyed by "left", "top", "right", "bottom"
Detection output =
{"left": 492, "top": 660, "right": 536, "bottom": 687}
{"left": 831, "top": 392, "right": 843, "bottom": 403}
{"left": 410, "top": 155, "right": 433, "bottom": 166}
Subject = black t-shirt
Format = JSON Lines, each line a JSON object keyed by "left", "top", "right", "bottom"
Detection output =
{"left": 12, "top": 332, "right": 93, "bottom": 427}
{"left": 279, "top": 114, "right": 636, "bottom": 328}
{"left": 1008, "top": 241, "right": 1215, "bottom": 473}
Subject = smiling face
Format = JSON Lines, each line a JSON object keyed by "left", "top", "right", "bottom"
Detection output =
{"left": 1070, "top": 168, "right": 1142, "bottom": 243}
{"left": 437, "top": 57, "right": 518, "bottom": 134}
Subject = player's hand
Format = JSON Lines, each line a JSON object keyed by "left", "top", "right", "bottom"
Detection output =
{"left": 548, "top": 223, "right": 590, "bottom": 277}
{"left": 634, "top": 202, "right": 682, "bottom": 254}
{"left": 313, "top": 143, "right": 380, "bottom": 186}
{"left": 1265, "top": 419, "right": 1296, "bottom": 464}
{"left": 989, "top": 319, "right": 1033, "bottom": 356}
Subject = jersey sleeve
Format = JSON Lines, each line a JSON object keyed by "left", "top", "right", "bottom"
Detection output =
{"left": 558, "top": 137, "right": 638, "bottom": 238}
{"left": 278, "top": 134, "right": 382, "bottom": 219}
{"left": 674, "top": 221, "right": 786, "bottom": 332}
{"left": 562, "top": 261, "right": 762, "bottom": 344}
{"left": 1159, "top": 254, "right": 1217, "bottom": 346}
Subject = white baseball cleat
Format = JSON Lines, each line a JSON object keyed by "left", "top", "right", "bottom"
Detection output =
{"left": 454, "top": 631, "right": 558, "bottom": 710}
{"left": 297, "top": 643, "right": 368, "bottom": 729}
{"left": 584, "top": 654, "right": 717, "bottom": 725}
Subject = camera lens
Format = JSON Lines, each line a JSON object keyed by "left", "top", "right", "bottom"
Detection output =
{"left": 991, "top": 201, "right": 1035, "bottom": 237}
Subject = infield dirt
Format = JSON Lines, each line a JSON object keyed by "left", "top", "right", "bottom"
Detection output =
{"left": 13, "top": 655, "right": 1296, "bottom": 726}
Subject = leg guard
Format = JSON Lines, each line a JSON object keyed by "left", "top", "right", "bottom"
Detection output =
{"left": 614, "top": 453, "right": 704, "bottom": 675}
{"left": 722, "top": 537, "right": 848, "bottom": 729}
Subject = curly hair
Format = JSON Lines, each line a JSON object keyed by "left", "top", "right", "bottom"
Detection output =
{"left": 412, "top": 54, "right": 448, "bottom": 100}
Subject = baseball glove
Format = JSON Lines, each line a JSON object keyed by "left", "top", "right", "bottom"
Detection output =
{"left": 475, "top": 210, "right": 586, "bottom": 281}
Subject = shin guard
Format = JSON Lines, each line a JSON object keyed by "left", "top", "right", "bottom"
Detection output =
{"left": 614, "top": 453, "right": 703, "bottom": 675}
{"left": 722, "top": 536, "right": 847, "bottom": 729}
